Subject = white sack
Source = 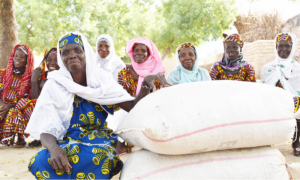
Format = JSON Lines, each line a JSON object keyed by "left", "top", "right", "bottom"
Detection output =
{"left": 115, "top": 81, "right": 296, "bottom": 155}
{"left": 120, "top": 147, "right": 290, "bottom": 180}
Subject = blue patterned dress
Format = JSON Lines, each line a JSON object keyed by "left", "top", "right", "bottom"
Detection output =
{"left": 28, "top": 95, "right": 122, "bottom": 179}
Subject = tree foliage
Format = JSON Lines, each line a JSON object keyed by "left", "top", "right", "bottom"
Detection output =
{"left": 15, "top": 0, "right": 154, "bottom": 58}
{"left": 14, "top": 0, "right": 237, "bottom": 60}
{"left": 151, "top": 0, "right": 237, "bottom": 58}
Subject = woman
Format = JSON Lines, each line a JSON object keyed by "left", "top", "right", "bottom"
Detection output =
{"left": 96, "top": 34, "right": 125, "bottom": 81}
{"left": 115, "top": 37, "right": 166, "bottom": 154}
{"left": 0, "top": 45, "right": 35, "bottom": 147}
{"left": 167, "top": 42, "right": 211, "bottom": 84}
{"left": 210, "top": 34, "right": 256, "bottom": 82}
{"left": 25, "top": 32, "right": 170, "bottom": 179}
{"left": 29, "top": 48, "right": 60, "bottom": 147}
{"left": 261, "top": 32, "right": 300, "bottom": 157}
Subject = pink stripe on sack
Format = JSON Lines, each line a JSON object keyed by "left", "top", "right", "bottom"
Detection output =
{"left": 142, "top": 117, "right": 293, "bottom": 142}
{"left": 133, "top": 154, "right": 277, "bottom": 180}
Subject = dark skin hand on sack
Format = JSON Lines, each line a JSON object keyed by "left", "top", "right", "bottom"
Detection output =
{"left": 179, "top": 47, "right": 196, "bottom": 71}
{"left": 0, "top": 49, "right": 27, "bottom": 121}
{"left": 31, "top": 53, "right": 60, "bottom": 99}
{"left": 41, "top": 43, "right": 172, "bottom": 173}
{"left": 224, "top": 41, "right": 241, "bottom": 75}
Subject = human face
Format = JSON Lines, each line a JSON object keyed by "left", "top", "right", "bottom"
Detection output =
{"left": 225, "top": 41, "right": 241, "bottom": 60}
{"left": 13, "top": 49, "right": 27, "bottom": 69}
{"left": 277, "top": 40, "right": 292, "bottom": 59}
{"left": 133, "top": 44, "right": 149, "bottom": 63}
{"left": 61, "top": 43, "right": 85, "bottom": 73}
{"left": 179, "top": 47, "right": 196, "bottom": 71}
{"left": 46, "top": 53, "right": 60, "bottom": 72}
{"left": 97, "top": 41, "right": 110, "bottom": 58}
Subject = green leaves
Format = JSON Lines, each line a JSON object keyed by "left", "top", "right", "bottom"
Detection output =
{"left": 15, "top": 0, "right": 155, "bottom": 58}
{"left": 151, "top": 0, "right": 237, "bottom": 58}
{"left": 14, "top": 0, "right": 237, "bottom": 60}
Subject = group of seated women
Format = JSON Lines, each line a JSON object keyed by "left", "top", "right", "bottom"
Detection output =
{"left": 0, "top": 31, "right": 299, "bottom": 179}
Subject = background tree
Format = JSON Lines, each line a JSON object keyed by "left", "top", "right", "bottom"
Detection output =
{"left": 15, "top": 0, "right": 154, "bottom": 63}
{"left": 0, "top": 0, "right": 18, "bottom": 69}
{"left": 152, "top": 0, "right": 237, "bottom": 59}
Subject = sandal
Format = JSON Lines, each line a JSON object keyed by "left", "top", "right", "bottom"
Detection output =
{"left": 29, "top": 140, "right": 41, "bottom": 147}
{"left": 126, "top": 143, "right": 134, "bottom": 153}
{"left": 12, "top": 141, "right": 26, "bottom": 148}
{"left": 293, "top": 147, "right": 300, "bottom": 157}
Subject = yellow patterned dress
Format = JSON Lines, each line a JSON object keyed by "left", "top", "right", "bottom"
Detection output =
{"left": 28, "top": 95, "right": 122, "bottom": 179}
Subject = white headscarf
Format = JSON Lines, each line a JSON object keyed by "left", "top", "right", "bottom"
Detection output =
{"left": 96, "top": 34, "right": 125, "bottom": 81}
{"left": 261, "top": 32, "right": 300, "bottom": 97}
{"left": 25, "top": 32, "right": 134, "bottom": 140}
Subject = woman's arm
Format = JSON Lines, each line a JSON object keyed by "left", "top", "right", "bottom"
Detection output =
{"left": 30, "top": 67, "right": 44, "bottom": 99}
{"left": 40, "top": 133, "right": 71, "bottom": 172}
{"left": 117, "top": 72, "right": 171, "bottom": 112}
{"left": 0, "top": 103, "right": 16, "bottom": 120}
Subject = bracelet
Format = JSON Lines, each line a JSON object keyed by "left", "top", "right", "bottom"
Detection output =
{"left": 141, "top": 82, "right": 151, "bottom": 89}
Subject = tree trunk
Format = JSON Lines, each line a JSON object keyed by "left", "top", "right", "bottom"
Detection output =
{"left": 162, "top": 46, "right": 171, "bottom": 60}
{"left": 0, "top": 0, "right": 18, "bottom": 69}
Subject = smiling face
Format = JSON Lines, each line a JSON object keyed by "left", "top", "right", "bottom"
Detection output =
{"left": 225, "top": 41, "right": 241, "bottom": 60}
{"left": 97, "top": 41, "right": 110, "bottom": 58}
{"left": 46, "top": 53, "right": 60, "bottom": 72}
{"left": 133, "top": 44, "right": 149, "bottom": 63}
{"left": 277, "top": 40, "right": 292, "bottom": 59}
{"left": 179, "top": 47, "right": 196, "bottom": 71}
{"left": 61, "top": 43, "right": 85, "bottom": 73}
{"left": 13, "top": 49, "right": 27, "bottom": 69}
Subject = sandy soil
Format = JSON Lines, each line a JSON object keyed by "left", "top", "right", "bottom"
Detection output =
{"left": 0, "top": 141, "right": 299, "bottom": 180}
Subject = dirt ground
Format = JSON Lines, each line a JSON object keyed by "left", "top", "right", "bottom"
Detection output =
{"left": 0, "top": 139, "right": 299, "bottom": 180}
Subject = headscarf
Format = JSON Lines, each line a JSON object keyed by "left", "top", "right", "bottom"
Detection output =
{"left": 96, "top": 34, "right": 125, "bottom": 81}
{"left": 167, "top": 42, "right": 211, "bottom": 85}
{"left": 40, "top": 48, "right": 57, "bottom": 80}
{"left": 276, "top": 33, "right": 293, "bottom": 46}
{"left": 126, "top": 37, "right": 166, "bottom": 94}
{"left": 1, "top": 45, "right": 34, "bottom": 102}
{"left": 218, "top": 33, "right": 245, "bottom": 72}
{"left": 25, "top": 32, "right": 134, "bottom": 140}
{"left": 262, "top": 32, "right": 300, "bottom": 97}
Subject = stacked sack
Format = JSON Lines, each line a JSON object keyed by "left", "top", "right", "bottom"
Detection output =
{"left": 115, "top": 81, "right": 297, "bottom": 179}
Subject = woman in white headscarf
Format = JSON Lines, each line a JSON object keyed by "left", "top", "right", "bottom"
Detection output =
{"left": 96, "top": 34, "right": 125, "bottom": 81}
{"left": 25, "top": 32, "right": 171, "bottom": 179}
{"left": 261, "top": 32, "right": 300, "bottom": 157}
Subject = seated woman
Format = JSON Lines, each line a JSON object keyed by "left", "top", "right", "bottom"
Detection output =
{"left": 210, "top": 34, "right": 256, "bottom": 82}
{"left": 29, "top": 48, "right": 60, "bottom": 147}
{"left": 167, "top": 42, "right": 211, "bottom": 84}
{"left": 0, "top": 45, "right": 35, "bottom": 147}
{"left": 115, "top": 37, "right": 166, "bottom": 154}
{"left": 261, "top": 32, "right": 300, "bottom": 157}
{"left": 25, "top": 32, "right": 170, "bottom": 179}
{"left": 96, "top": 34, "right": 125, "bottom": 81}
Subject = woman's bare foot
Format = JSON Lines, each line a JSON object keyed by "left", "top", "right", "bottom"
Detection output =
{"left": 116, "top": 142, "right": 127, "bottom": 155}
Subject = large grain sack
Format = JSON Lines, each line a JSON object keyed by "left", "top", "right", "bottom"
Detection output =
{"left": 120, "top": 147, "right": 290, "bottom": 180}
{"left": 115, "top": 81, "right": 296, "bottom": 155}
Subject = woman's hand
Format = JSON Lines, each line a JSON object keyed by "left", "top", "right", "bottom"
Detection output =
{"left": 143, "top": 72, "right": 172, "bottom": 90}
{"left": 31, "top": 67, "right": 43, "bottom": 83}
{"left": 48, "top": 144, "right": 72, "bottom": 173}
{"left": 0, "top": 104, "right": 14, "bottom": 120}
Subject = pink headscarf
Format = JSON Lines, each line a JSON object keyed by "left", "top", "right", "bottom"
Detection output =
{"left": 126, "top": 37, "right": 166, "bottom": 94}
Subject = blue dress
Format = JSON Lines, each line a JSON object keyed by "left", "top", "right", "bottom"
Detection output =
{"left": 28, "top": 95, "right": 122, "bottom": 179}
